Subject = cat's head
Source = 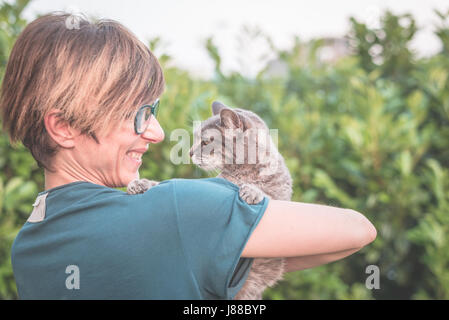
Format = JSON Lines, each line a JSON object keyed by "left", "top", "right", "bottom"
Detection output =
{"left": 189, "top": 101, "right": 277, "bottom": 174}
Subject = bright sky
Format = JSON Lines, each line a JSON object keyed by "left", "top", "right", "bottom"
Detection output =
{"left": 22, "top": 0, "right": 449, "bottom": 79}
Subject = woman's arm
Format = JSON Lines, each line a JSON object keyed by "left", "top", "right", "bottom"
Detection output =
{"left": 241, "top": 199, "right": 376, "bottom": 258}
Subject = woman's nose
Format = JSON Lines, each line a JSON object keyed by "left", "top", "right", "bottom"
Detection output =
{"left": 141, "top": 116, "right": 165, "bottom": 143}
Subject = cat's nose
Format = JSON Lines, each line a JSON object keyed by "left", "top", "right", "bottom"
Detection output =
{"left": 189, "top": 149, "right": 193, "bottom": 157}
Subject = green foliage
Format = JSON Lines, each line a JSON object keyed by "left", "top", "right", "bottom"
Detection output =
{"left": 0, "top": 0, "right": 41, "bottom": 299}
{"left": 407, "top": 159, "right": 449, "bottom": 299}
{"left": 435, "top": 9, "right": 449, "bottom": 55}
{"left": 0, "top": 0, "right": 448, "bottom": 299}
{"left": 0, "top": 0, "right": 30, "bottom": 80}
{"left": 348, "top": 10, "right": 418, "bottom": 82}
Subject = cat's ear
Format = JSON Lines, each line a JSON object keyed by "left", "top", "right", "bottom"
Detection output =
{"left": 220, "top": 108, "right": 242, "bottom": 129}
{"left": 212, "top": 101, "right": 227, "bottom": 116}
{"left": 240, "top": 116, "right": 253, "bottom": 130}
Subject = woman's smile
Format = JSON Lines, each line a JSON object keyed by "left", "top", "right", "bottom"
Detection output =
{"left": 125, "top": 150, "right": 144, "bottom": 167}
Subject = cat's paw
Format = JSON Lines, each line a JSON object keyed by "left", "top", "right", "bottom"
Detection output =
{"left": 127, "top": 179, "right": 159, "bottom": 195}
{"left": 239, "top": 183, "right": 265, "bottom": 204}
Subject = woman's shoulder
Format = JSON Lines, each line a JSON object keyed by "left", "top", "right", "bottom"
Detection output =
{"left": 162, "top": 177, "right": 240, "bottom": 193}
{"left": 121, "top": 177, "right": 239, "bottom": 209}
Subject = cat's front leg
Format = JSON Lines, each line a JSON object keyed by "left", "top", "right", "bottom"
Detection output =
{"left": 239, "top": 183, "right": 266, "bottom": 204}
{"left": 127, "top": 179, "right": 159, "bottom": 195}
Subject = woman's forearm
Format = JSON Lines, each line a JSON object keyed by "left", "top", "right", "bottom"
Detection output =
{"left": 284, "top": 247, "right": 362, "bottom": 273}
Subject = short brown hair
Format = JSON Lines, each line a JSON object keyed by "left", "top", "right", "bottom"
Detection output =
{"left": 0, "top": 12, "right": 165, "bottom": 170}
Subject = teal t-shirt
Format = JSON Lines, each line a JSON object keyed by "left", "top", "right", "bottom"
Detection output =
{"left": 11, "top": 177, "right": 269, "bottom": 299}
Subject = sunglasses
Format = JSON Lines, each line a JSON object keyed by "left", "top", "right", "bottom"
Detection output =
{"left": 134, "top": 98, "right": 160, "bottom": 134}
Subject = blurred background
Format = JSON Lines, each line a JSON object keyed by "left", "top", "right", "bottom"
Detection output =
{"left": 1, "top": 0, "right": 448, "bottom": 299}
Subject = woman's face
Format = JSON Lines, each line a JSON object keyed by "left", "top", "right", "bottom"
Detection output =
{"left": 72, "top": 114, "right": 165, "bottom": 188}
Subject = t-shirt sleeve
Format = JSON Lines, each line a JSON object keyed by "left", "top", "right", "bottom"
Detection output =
{"left": 172, "top": 177, "right": 269, "bottom": 299}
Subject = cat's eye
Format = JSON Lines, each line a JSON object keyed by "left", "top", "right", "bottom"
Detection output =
{"left": 201, "top": 136, "right": 214, "bottom": 146}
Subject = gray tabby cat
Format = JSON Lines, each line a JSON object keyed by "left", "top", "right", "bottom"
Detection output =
{"left": 127, "top": 101, "right": 293, "bottom": 300}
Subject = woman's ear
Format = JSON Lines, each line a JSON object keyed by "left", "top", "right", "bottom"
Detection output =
{"left": 44, "top": 109, "right": 78, "bottom": 148}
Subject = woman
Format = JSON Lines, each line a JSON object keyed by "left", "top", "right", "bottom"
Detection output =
{"left": 0, "top": 12, "right": 376, "bottom": 299}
